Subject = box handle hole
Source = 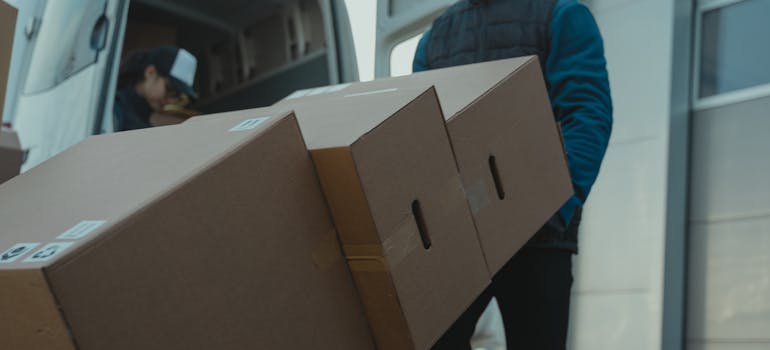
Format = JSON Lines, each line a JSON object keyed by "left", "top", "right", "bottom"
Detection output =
{"left": 412, "top": 200, "right": 432, "bottom": 250}
{"left": 489, "top": 155, "right": 505, "bottom": 200}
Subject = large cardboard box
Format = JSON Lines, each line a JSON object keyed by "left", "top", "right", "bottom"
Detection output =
{"left": 1, "top": 1, "right": 17, "bottom": 123}
{"left": 278, "top": 56, "right": 573, "bottom": 275}
{"left": 0, "top": 129, "right": 22, "bottom": 184}
{"left": 190, "top": 86, "right": 490, "bottom": 350}
{"left": 0, "top": 112, "right": 375, "bottom": 350}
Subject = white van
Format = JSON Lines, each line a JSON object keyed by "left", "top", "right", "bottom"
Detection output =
{"left": 2, "top": 0, "right": 458, "bottom": 170}
{"left": 3, "top": 0, "right": 363, "bottom": 170}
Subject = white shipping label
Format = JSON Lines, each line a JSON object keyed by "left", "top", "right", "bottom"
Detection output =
{"left": 229, "top": 117, "right": 271, "bottom": 132}
{"left": 326, "top": 83, "right": 351, "bottom": 93}
{"left": 305, "top": 86, "right": 331, "bottom": 96}
{"left": 23, "top": 242, "right": 74, "bottom": 263}
{"left": 0, "top": 243, "right": 40, "bottom": 263}
{"left": 285, "top": 83, "right": 352, "bottom": 100}
{"left": 57, "top": 220, "right": 106, "bottom": 240}
{"left": 285, "top": 89, "right": 311, "bottom": 100}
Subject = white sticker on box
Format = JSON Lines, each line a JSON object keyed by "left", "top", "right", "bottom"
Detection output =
{"left": 285, "top": 89, "right": 311, "bottom": 100}
{"left": 307, "top": 86, "right": 334, "bottom": 96}
{"left": 303, "top": 87, "right": 325, "bottom": 96}
{"left": 285, "top": 83, "right": 352, "bottom": 100}
{"left": 327, "top": 83, "right": 351, "bottom": 93}
{"left": 23, "top": 242, "right": 74, "bottom": 263}
{"left": 0, "top": 243, "right": 40, "bottom": 263}
{"left": 344, "top": 88, "right": 398, "bottom": 98}
{"left": 229, "top": 117, "right": 270, "bottom": 132}
{"left": 57, "top": 220, "right": 106, "bottom": 240}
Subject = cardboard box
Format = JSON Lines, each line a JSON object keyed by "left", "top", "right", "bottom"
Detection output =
{"left": 278, "top": 56, "right": 573, "bottom": 275}
{"left": 1, "top": 1, "right": 17, "bottom": 123}
{"left": 0, "top": 129, "right": 22, "bottom": 184}
{"left": 190, "top": 86, "right": 490, "bottom": 350}
{"left": 0, "top": 112, "right": 375, "bottom": 350}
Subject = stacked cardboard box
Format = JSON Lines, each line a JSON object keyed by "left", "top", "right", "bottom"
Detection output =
{"left": 0, "top": 112, "right": 375, "bottom": 350}
{"left": 0, "top": 56, "right": 571, "bottom": 350}
{"left": 279, "top": 56, "right": 573, "bottom": 275}
{"left": 190, "top": 86, "right": 490, "bottom": 350}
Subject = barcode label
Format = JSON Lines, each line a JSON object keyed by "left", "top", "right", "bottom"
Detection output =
{"left": 285, "top": 83, "right": 351, "bottom": 100}
{"left": 57, "top": 220, "right": 106, "bottom": 240}
{"left": 229, "top": 117, "right": 270, "bottom": 132}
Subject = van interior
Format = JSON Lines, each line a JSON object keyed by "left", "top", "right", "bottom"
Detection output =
{"left": 122, "top": 0, "right": 334, "bottom": 114}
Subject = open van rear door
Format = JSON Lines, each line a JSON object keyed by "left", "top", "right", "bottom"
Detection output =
{"left": 373, "top": 0, "right": 454, "bottom": 77}
{"left": 12, "top": 0, "right": 128, "bottom": 170}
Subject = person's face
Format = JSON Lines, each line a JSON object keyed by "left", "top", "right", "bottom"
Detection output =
{"left": 138, "top": 65, "right": 180, "bottom": 111}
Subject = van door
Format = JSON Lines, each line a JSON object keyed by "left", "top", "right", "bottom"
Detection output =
{"left": 373, "top": 0, "right": 454, "bottom": 78}
{"left": 12, "top": 0, "right": 128, "bottom": 171}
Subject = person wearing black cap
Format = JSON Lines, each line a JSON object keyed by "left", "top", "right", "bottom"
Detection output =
{"left": 114, "top": 46, "right": 198, "bottom": 131}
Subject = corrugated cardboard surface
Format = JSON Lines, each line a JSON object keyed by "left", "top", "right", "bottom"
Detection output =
{"left": 276, "top": 56, "right": 534, "bottom": 120}
{"left": 0, "top": 269, "right": 75, "bottom": 350}
{"left": 192, "top": 87, "right": 490, "bottom": 349}
{"left": 0, "top": 112, "right": 374, "bottom": 349}
{"left": 447, "top": 60, "right": 572, "bottom": 272}
{"left": 0, "top": 129, "right": 22, "bottom": 184}
{"left": 342, "top": 90, "right": 488, "bottom": 350}
{"left": 278, "top": 57, "right": 573, "bottom": 274}
{"left": 0, "top": 2, "right": 16, "bottom": 123}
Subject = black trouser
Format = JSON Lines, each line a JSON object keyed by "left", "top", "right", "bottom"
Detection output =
{"left": 432, "top": 246, "right": 574, "bottom": 350}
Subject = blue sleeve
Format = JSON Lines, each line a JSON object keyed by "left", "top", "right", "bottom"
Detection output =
{"left": 547, "top": 0, "right": 613, "bottom": 225}
{"left": 412, "top": 29, "right": 432, "bottom": 73}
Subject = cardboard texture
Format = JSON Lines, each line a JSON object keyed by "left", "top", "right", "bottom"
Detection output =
{"left": 278, "top": 56, "right": 573, "bottom": 275}
{"left": 0, "top": 112, "right": 375, "bottom": 350}
{"left": 0, "top": 129, "right": 22, "bottom": 184}
{"left": 1, "top": 1, "right": 17, "bottom": 123}
{"left": 190, "top": 86, "right": 490, "bottom": 350}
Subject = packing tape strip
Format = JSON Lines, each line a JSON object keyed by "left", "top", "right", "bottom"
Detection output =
{"left": 344, "top": 244, "right": 387, "bottom": 272}
{"left": 343, "top": 176, "right": 469, "bottom": 272}
{"left": 311, "top": 228, "right": 344, "bottom": 271}
{"left": 344, "top": 244, "right": 383, "bottom": 257}
{"left": 347, "top": 258, "right": 389, "bottom": 272}
{"left": 465, "top": 180, "right": 491, "bottom": 215}
{"left": 381, "top": 214, "right": 421, "bottom": 268}
{"left": 344, "top": 214, "right": 419, "bottom": 272}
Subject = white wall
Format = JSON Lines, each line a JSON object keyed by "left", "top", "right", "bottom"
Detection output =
{"left": 568, "top": 0, "right": 676, "bottom": 348}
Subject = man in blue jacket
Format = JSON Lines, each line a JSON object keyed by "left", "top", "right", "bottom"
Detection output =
{"left": 413, "top": 0, "right": 612, "bottom": 348}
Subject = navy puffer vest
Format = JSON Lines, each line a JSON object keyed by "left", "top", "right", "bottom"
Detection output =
{"left": 425, "top": 0, "right": 584, "bottom": 252}
{"left": 425, "top": 0, "right": 557, "bottom": 70}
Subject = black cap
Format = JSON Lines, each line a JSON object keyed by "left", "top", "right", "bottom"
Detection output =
{"left": 143, "top": 46, "right": 198, "bottom": 101}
